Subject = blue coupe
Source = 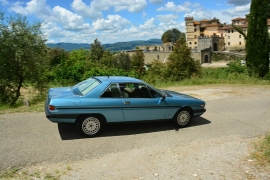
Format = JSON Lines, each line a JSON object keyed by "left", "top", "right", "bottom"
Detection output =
{"left": 45, "top": 76, "right": 206, "bottom": 137}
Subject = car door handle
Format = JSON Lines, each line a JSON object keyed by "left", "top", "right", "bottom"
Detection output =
{"left": 123, "top": 101, "right": 130, "bottom": 105}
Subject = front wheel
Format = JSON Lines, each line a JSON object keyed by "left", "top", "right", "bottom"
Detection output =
{"left": 173, "top": 109, "right": 191, "bottom": 128}
{"left": 77, "top": 116, "right": 103, "bottom": 137}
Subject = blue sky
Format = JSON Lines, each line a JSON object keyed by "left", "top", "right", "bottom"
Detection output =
{"left": 0, "top": 0, "right": 251, "bottom": 44}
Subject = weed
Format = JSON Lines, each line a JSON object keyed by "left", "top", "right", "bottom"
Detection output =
{"left": 0, "top": 167, "right": 20, "bottom": 179}
{"left": 252, "top": 134, "right": 270, "bottom": 166}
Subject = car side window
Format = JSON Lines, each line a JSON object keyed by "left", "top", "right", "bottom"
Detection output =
{"left": 100, "top": 84, "right": 120, "bottom": 98}
{"left": 119, "top": 83, "right": 153, "bottom": 98}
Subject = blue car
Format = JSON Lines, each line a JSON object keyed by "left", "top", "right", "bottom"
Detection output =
{"left": 45, "top": 76, "right": 206, "bottom": 137}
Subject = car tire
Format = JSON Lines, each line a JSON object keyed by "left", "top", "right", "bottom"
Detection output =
{"left": 77, "top": 115, "right": 103, "bottom": 138}
{"left": 173, "top": 109, "right": 191, "bottom": 128}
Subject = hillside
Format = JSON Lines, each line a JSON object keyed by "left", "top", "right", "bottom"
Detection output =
{"left": 46, "top": 39, "right": 162, "bottom": 51}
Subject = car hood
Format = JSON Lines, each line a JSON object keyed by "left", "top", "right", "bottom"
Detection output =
{"left": 48, "top": 87, "right": 77, "bottom": 99}
{"left": 162, "top": 90, "right": 200, "bottom": 100}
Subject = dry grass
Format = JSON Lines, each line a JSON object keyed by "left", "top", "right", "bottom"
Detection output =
{"left": 252, "top": 134, "right": 270, "bottom": 167}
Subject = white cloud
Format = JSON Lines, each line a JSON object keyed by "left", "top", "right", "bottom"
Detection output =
{"left": 159, "top": 20, "right": 185, "bottom": 32}
{"left": 0, "top": 0, "right": 8, "bottom": 6}
{"left": 139, "top": 18, "right": 156, "bottom": 29}
{"left": 149, "top": 0, "right": 164, "bottom": 4}
{"left": 221, "top": 3, "right": 250, "bottom": 17}
{"left": 71, "top": 0, "right": 102, "bottom": 19}
{"left": 157, "top": 14, "right": 179, "bottom": 22}
{"left": 157, "top": 1, "right": 191, "bottom": 13}
{"left": 92, "top": 15, "right": 131, "bottom": 33}
{"left": 89, "top": 0, "right": 147, "bottom": 13}
{"left": 184, "top": 5, "right": 212, "bottom": 20}
{"left": 52, "top": 6, "right": 91, "bottom": 31}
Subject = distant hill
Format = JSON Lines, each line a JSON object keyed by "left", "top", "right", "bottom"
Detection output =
{"left": 46, "top": 39, "right": 162, "bottom": 52}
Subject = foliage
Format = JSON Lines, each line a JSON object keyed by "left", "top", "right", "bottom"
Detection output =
{"left": 166, "top": 38, "right": 202, "bottom": 81}
{"left": 161, "top": 28, "right": 185, "bottom": 43}
{"left": 245, "top": 0, "right": 269, "bottom": 78}
{"left": 99, "top": 50, "right": 113, "bottom": 68}
{"left": 112, "top": 52, "right": 131, "bottom": 71}
{"left": 131, "top": 50, "right": 145, "bottom": 78}
{"left": 89, "top": 38, "right": 104, "bottom": 62}
{"left": 0, "top": 13, "right": 48, "bottom": 106}
{"left": 143, "top": 60, "right": 167, "bottom": 85}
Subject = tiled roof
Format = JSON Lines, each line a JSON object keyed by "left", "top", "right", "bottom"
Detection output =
{"left": 218, "top": 24, "right": 248, "bottom": 30}
{"left": 193, "top": 21, "right": 200, "bottom": 25}
{"left": 232, "top": 17, "right": 247, "bottom": 21}
{"left": 200, "top": 19, "right": 211, "bottom": 22}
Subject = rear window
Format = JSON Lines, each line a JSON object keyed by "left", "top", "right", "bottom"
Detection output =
{"left": 71, "top": 78, "right": 100, "bottom": 96}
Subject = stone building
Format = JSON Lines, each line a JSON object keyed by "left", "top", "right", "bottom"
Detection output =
{"left": 197, "top": 36, "right": 225, "bottom": 52}
{"left": 137, "top": 42, "right": 174, "bottom": 52}
{"left": 185, "top": 16, "right": 270, "bottom": 51}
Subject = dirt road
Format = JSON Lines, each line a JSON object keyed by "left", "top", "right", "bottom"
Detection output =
{"left": 0, "top": 85, "right": 270, "bottom": 179}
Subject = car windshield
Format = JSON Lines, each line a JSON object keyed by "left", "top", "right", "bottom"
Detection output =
{"left": 71, "top": 78, "right": 100, "bottom": 96}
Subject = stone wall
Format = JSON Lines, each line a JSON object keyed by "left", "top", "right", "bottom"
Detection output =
{"left": 127, "top": 52, "right": 172, "bottom": 64}
{"left": 127, "top": 51, "right": 202, "bottom": 64}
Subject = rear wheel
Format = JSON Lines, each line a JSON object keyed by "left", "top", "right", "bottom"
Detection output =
{"left": 173, "top": 109, "right": 191, "bottom": 128}
{"left": 77, "top": 116, "right": 103, "bottom": 137}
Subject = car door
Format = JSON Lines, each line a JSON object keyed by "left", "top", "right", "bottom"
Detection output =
{"left": 98, "top": 83, "right": 125, "bottom": 123}
{"left": 119, "top": 83, "right": 167, "bottom": 121}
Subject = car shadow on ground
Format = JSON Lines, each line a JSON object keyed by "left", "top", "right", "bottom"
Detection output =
{"left": 58, "top": 117, "right": 211, "bottom": 140}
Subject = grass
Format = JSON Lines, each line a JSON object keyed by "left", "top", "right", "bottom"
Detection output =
{"left": 252, "top": 134, "right": 270, "bottom": 167}
{"left": 0, "top": 165, "right": 72, "bottom": 180}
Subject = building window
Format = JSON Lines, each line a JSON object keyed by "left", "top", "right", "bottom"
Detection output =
{"left": 228, "top": 30, "right": 230, "bottom": 33}
{"left": 239, "top": 41, "right": 241, "bottom": 45}
{"left": 189, "top": 42, "right": 192, "bottom": 45}
{"left": 194, "top": 35, "right": 197, "bottom": 38}
{"left": 195, "top": 42, "right": 197, "bottom": 44}
{"left": 239, "top": 35, "right": 241, "bottom": 38}
{"left": 221, "top": 33, "right": 223, "bottom": 37}
{"left": 194, "top": 28, "right": 197, "bottom": 32}
{"left": 232, "top": 30, "right": 234, "bottom": 33}
{"left": 228, "top": 36, "right": 230, "bottom": 39}
{"left": 228, "top": 42, "right": 230, "bottom": 45}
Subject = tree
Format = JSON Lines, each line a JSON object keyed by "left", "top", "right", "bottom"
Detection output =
{"left": 0, "top": 13, "right": 48, "bottom": 106}
{"left": 113, "top": 52, "right": 131, "bottom": 71}
{"left": 89, "top": 38, "right": 104, "bottom": 62}
{"left": 166, "top": 38, "right": 201, "bottom": 81}
{"left": 245, "top": 0, "right": 269, "bottom": 77}
{"left": 161, "top": 28, "right": 185, "bottom": 43}
{"left": 131, "top": 50, "right": 145, "bottom": 77}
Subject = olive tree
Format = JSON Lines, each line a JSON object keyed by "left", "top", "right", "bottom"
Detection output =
{"left": 0, "top": 13, "right": 48, "bottom": 106}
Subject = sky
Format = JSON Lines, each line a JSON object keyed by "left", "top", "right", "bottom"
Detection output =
{"left": 0, "top": 0, "right": 251, "bottom": 44}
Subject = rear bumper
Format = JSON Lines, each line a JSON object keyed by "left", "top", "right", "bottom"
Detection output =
{"left": 45, "top": 100, "right": 77, "bottom": 123}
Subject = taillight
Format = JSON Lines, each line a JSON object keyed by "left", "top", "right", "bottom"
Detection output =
{"left": 49, "top": 105, "right": 55, "bottom": 111}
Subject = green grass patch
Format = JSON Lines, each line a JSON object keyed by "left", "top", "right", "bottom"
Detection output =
{"left": 0, "top": 167, "right": 63, "bottom": 180}
{"left": 252, "top": 134, "right": 270, "bottom": 166}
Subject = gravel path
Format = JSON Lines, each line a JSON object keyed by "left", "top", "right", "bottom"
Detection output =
{"left": 0, "top": 85, "right": 270, "bottom": 179}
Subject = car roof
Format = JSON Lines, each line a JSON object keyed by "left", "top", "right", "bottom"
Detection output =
{"left": 93, "top": 76, "right": 143, "bottom": 83}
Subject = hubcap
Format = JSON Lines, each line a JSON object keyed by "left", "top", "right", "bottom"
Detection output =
{"left": 82, "top": 117, "right": 100, "bottom": 135}
{"left": 177, "top": 111, "right": 190, "bottom": 126}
